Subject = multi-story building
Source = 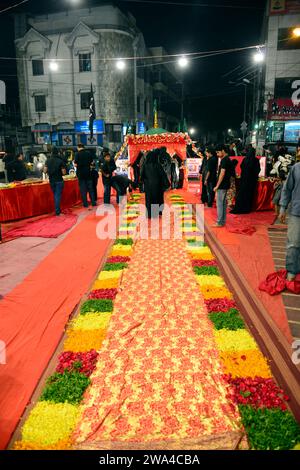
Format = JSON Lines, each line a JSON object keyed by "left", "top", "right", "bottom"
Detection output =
{"left": 148, "top": 47, "right": 182, "bottom": 131}
{"left": 256, "top": 0, "right": 300, "bottom": 149}
{"left": 14, "top": 3, "right": 166, "bottom": 149}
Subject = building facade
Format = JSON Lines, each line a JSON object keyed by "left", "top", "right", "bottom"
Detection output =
{"left": 257, "top": 0, "right": 300, "bottom": 148}
{"left": 14, "top": 4, "right": 159, "bottom": 149}
{"left": 148, "top": 47, "right": 182, "bottom": 131}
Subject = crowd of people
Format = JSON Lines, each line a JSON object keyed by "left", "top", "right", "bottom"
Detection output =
{"left": 198, "top": 143, "right": 261, "bottom": 227}
{"left": 2, "top": 138, "right": 300, "bottom": 282}
{"left": 198, "top": 140, "right": 300, "bottom": 283}
{"left": 41, "top": 144, "right": 184, "bottom": 219}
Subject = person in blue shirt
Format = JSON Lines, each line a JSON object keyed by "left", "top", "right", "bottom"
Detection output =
{"left": 280, "top": 162, "right": 300, "bottom": 281}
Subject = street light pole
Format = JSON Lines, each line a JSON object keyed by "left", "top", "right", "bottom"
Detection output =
{"left": 133, "top": 35, "right": 140, "bottom": 124}
{"left": 181, "top": 79, "right": 184, "bottom": 123}
{"left": 242, "top": 81, "right": 248, "bottom": 146}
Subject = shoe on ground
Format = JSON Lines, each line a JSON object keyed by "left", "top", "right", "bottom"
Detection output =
{"left": 212, "top": 223, "right": 224, "bottom": 228}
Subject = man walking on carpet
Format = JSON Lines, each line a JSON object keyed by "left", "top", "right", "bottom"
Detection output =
{"left": 213, "top": 144, "right": 233, "bottom": 227}
{"left": 280, "top": 162, "right": 300, "bottom": 281}
{"left": 74, "top": 144, "right": 96, "bottom": 208}
{"left": 99, "top": 152, "right": 117, "bottom": 204}
{"left": 44, "top": 147, "right": 66, "bottom": 216}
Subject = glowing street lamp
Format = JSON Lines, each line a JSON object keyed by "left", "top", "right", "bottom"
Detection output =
{"left": 116, "top": 59, "right": 126, "bottom": 71}
{"left": 178, "top": 56, "right": 189, "bottom": 68}
{"left": 189, "top": 127, "right": 196, "bottom": 135}
{"left": 293, "top": 27, "right": 300, "bottom": 38}
{"left": 253, "top": 50, "right": 264, "bottom": 63}
{"left": 49, "top": 61, "right": 59, "bottom": 72}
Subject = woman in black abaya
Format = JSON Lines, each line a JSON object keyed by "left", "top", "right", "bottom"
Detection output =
{"left": 140, "top": 149, "right": 170, "bottom": 218}
{"left": 230, "top": 147, "right": 261, "bottom": 214}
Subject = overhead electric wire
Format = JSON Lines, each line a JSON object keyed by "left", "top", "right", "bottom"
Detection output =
{"left": 0, "top": 0, "right": 30, "bottom": 15}
{"left": 119, "top": 0, "right": 264, "bottom": 10}
{"left": 221, "top": 65, "right": 242, "bottom": 78}
{"left": 0, "top": 43, "right": 265, "bottom": 63}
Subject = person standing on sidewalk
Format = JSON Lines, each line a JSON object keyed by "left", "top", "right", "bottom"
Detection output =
{"left": 213, "top": 144, "right": 232, "bottom": 227}
{"left": 44, "top": 147, "right": 66, "bottom": 216}
{"left": 204, "top": 146, "right": 218, "bottom": 207}
{"left": 279, "top": 162, "right": 300, "bottom": 281}
{"left": 74, "top": 144, "right": 96, "bottom": 208}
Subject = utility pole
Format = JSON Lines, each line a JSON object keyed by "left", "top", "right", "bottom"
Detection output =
{"left": 242, "top": 79, "right": 250, "bottom": 146}
{"left": 181, "top": 80, "right": 184, "bottom": 123}
{"left": 133, "top": 35, "right": 140, "bottom": 124}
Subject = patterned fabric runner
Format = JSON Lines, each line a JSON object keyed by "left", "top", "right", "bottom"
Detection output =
{"left": 73, "top": 235, "right": 242, "bottom": 448}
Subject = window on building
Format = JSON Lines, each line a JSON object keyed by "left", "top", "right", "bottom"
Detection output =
{"left": 277, "top": 28, "right": 300, "bottom": 50}
{"left": 79, "top": 53, "right": 92, "bottom": 72}
{"left": 105, "top": 124, "right": 122, "bottom": 143}
{"left": 32, "top": 59, "right": 44, "bottom": 76}
{"left": 34, "top": 95, "right": 46, "bottom": 112}
{"left": 274, "top": 77, "right": 300, "bottom": 99}
{"left": 137, "top": 96, "right": 141, "bottom": 113}
{"left": 81, "top": 92, "right": 91, "bottom": 109}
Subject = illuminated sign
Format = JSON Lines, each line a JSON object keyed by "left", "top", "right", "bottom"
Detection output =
{"left": 74, "top": 120, "right": 105, "bottom": 134}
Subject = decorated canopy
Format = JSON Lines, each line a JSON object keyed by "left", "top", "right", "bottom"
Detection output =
{"left": 116, "top": 131, "right": 194, "bottom": 165}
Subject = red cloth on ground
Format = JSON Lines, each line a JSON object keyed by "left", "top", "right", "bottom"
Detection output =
{"left": 286, "top": 276, "right": 300, "bottom": 294}
{"left": 259, "top": 270, "right": 300, "bottom": 296}
{"left": 0, "top": 212, "right": 112, "bottom": 449}
{"left": 3, "top": 212, "right": 78, "bottom": 239}
{"left": 252, "top": 179, "right": 275, "bottom": 211}
{"left": 209, "top": 209, "right": 275, "bottom": 236}
{"left": 259, "top": 269, "right": 287, "bottom": 295}
{"left": 0, "top": 179, "right": 82, "bottom": 223}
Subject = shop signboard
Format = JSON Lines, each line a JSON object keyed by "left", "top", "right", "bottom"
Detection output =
{"left": 187, "top": 158, "right": 201, "bottom": 178}
{"left": 136, "top": 121, "right": 146, "bottom": 134}
{"left": 59, "top": 134, "right": 74, "bottom": 146}
{"left": 74, "top": 120, "right": 104, "bottom": 134}
{"left": 269, "top": 0, "right": 300, "bottom": 14}
{"left": 284, "top": 121, "right": 300, "bottom": 142}
{"left": 268, "top": 99, "right": 300, "bottom": 121}
{"left": 273, "top": 122, "right": 285, "bottom": 141}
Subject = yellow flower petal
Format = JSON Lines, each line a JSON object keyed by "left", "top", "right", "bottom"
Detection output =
{"left": 110, "top": 246, "right": 133, "bottom": 256}
{"left": 220, "top": 350, "right": 272, "bottom": 378}
{"left": 92, "top": 279, "right": 119, "bottom": 289}
{"left": 199, "top": 285, "right": 233, "bottom": 299}
{"left": 214, "top": 329, "right": 258, "bottom": 352}
{"left": 195, "top": 275, "right": 225, "bottom": 287}
{"left": 64, "top": 329, "right": 106, "bottom": 352}
{"left": 187, "top": 246, "right": 212, "bottom": 255}
{"left": 70, "top": 312, "right": 112, "bottom": 331}
{"left": 98, "top": 271, "right": 123, "bottom": 280}
{"left": 21, "top": 402, "right": 80, "bottom": 447}
{"left": 190, "top": 253, "right": 215, "bottom": 260}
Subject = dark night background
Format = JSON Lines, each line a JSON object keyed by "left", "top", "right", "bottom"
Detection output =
{"left": 0, "top": 0, "right": 266, "bottom": 137}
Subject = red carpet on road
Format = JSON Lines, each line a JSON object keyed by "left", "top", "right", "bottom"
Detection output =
{"left": 0, "top": 211, "right": 112, "bottom": 449}
{"left": 204, "top": 208, "right": 292, "bottom": 342}
{"left": 3, "top": 212, "right": 78, "bottom": 240}
{"left": 209, "top": 208, "right": 276, "bottom": 236}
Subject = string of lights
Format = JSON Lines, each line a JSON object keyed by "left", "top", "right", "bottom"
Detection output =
{"left": 0, "top": 44, "right": 265, "bottom": 63}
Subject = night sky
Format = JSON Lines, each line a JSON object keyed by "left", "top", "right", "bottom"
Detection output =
{"left": 0, "top": 0, "right": 266, "bottom": 136}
